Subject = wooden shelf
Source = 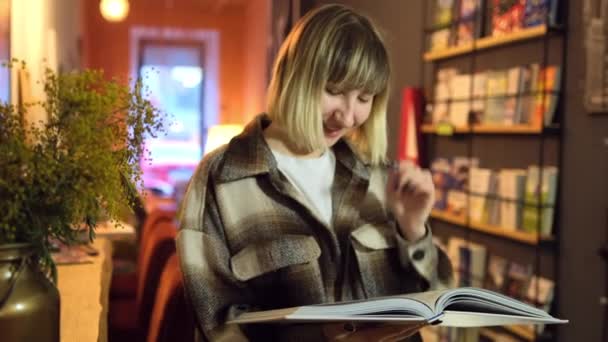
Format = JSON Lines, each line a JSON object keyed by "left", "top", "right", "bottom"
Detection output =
{"left": 430, "top": 210, "right": 553, "bottom": 245}
{"left": 505, "top": 325, "right": 536, "bottom": 341}
{"left": 480, "top": 326, "right": 535, "bottom": 341}
{"left": 421, "top": 124, "right": 544, "bottom": 135}
{"left": 424, "top": 25, "right": 549, "bottom": 61}
{"left": 476, "top": 26, "right": 548, "bottom": 50}
{"left": 423, "top": 43, "right": 474, "bottom": 61}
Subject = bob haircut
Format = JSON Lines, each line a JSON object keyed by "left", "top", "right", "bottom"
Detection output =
{"left": 266, "top": 4, "right": 390, "bottom": 165}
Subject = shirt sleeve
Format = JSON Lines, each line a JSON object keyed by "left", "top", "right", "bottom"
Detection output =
{"left": 394, "top": 224, "right": 454, "bottom": 291}
{"left": 176, "top": 159, "right": 251, "bottom": 342}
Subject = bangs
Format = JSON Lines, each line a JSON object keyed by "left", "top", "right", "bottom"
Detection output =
{"left": 326, "top": 27, "right": 390, "bottom": 95}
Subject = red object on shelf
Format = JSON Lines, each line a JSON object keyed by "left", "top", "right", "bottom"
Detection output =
{"left": 397, "top": 87, "right": 425, "bottom": 166}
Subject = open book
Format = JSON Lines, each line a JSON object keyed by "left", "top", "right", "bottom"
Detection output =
{"left": 228, "top": 287, "right": 567, "bottom": 328}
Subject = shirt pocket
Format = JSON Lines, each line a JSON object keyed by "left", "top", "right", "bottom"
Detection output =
{"left": 230, "top": 234, "right": 326, "bottom": 306}
{"left": 350, "top": 223, "right": 407, "bottom": 297}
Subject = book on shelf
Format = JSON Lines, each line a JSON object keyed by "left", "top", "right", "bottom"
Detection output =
{"left": 434, "top": 0, "right": 457, "bottom": 26}
{"left": 483, "top": 173, "right": 501, "bottom": 226}
{"left": 456, "top": 0, "right": 484, "bottom": 46}
{"left": 449, "top": 73, "right": 473, "bottom": 126}
{"left": 533, "top": 65, "right": 562, "bottom": 126}
{"left": 484, "top": 254, "right": 509, "bottom": 293}
{"left": 431, "top": 157, "right": 453, "bottom": 210}
{"left": 469, "top": 167, "right": 495, "bottom": 223}
{"left": 484, "top": 70, "right": 509, "bottom": 124}
{"left": 448, "top": 237, "right": 487, "bottom": 288}
{"left": 490, "top": 0, "right": 526, "bottom": 37}
{"left": 503, "top": 66, "right": 524, "bottom": 125}
{"left": 522, "top": 165, "right": 558, "bottom": 236}
{"left": 503, "top": 261, "right": 534, "bottom": 301}
{"left": 472, "top": 72, "right": 487, "bottom": 123}
{"left": 498, "top": 169, "right": 527, "bottom": 230}
{"left": 431, "top": 156, "right": 479, "bottom": 215}
{"left": 516, "top": 63, "right": 541, "bottom": 125}
{"left": 227, "top": 287, "right": 567, "bottom": 328}
{"left": 523, "top": 0, "right": 558, "bottom": 28}
{"left": 431, "top": 68, "right": 458, "bottom": 124}
{"left": 526, "top": 276, "right": 555, "bottom": 312}
{"left": 430, "top": 28, "right": 453, "bottom": 51}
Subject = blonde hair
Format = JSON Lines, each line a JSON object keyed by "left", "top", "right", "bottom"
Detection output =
{"left": 266, "top": 4, "right": 390, "bottom": 165}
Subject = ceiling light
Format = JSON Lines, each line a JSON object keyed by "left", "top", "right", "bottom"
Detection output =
{"left": 100, "top": 0, "right": 130, "bottom": 22}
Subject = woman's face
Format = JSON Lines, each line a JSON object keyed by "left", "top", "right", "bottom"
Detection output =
{"left": 321, "top": 85, "right": 374, "bottom": 147}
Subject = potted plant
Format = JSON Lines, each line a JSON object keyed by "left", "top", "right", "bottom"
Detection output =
{"left": 0, "top": 61, "right": 165, "bottom": 341}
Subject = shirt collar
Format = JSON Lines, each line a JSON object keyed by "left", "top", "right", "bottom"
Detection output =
{"left": 215, "top": 114, "right": 370, "bottom": 183}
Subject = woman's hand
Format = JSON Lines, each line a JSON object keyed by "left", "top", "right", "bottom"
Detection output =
{"left": 386, "top": 161, "right": 435, "bottom": 242}
{"left": 323, "top": 322, "right": 426, "bottom": 341}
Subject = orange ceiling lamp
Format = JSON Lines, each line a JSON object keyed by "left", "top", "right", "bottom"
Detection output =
{"left": 99, "top": 0, "right": 130, "bottom": 22}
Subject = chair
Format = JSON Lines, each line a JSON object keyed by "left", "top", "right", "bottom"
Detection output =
{"left": 147, "top": 254, "right": 195, "bottom": 342}
{"left": 110, "top": 206, "right": 177, "bottom": 299}
{"left": 109, "top": 220, "right": 178, "bottom": 342}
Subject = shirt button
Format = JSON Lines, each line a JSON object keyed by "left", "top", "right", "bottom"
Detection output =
{"left": 412, "top": 249, "right": 425, "bottom": 261}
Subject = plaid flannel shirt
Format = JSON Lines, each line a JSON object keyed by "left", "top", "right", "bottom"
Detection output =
{"left": 176, "top": 114, "right": 453, "bottom": 341}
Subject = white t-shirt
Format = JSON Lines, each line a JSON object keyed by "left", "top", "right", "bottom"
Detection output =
{"left": 270, "top": 148, "right": 336, "bottom": 226}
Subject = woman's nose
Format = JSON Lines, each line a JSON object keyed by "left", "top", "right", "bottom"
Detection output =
{"left": 335, "top": 97, "right": 356, "bottom": 127}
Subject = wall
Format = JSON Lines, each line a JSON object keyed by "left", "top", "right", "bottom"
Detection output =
{"left": 10, "top": 0, "right": 53, "bottom": 108}
{"left": 243, "top": 0, "right": 270, "bottom": 122}
{"left": 81, "top": 0, "right": 246, "bottom": 124}
{"left": 10, "top": 0, "right": 80, "bottom": 127}
{"left": 559, "top": 0, "right": 608, "bottom": 340}
{"left": 315, "top": 0, "right": 608, "bottom": 341}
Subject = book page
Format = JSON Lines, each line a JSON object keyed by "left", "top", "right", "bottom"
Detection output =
{"left": 440, "top": 311, "right": 567, "bottom": 328}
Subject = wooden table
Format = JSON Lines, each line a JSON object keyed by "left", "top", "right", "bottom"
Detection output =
{"left": 57, "top": 238, "right": 113, "bottom": 342}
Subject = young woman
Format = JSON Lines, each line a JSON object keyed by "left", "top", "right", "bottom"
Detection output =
{"left": 177, "top": 4, "right": 453, "bottom": 341}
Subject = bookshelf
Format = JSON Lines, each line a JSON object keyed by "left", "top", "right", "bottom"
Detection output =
{"left": 430, "top": 210, "right": 553, "bottom": 245}
{"left": 420, "top": 1, "right": 566, "bottom": 341}
{"left": 424, "top": 25, "right": 549, "bottom": 62}
{"left": 421, "top": 123, "right": 544, "bottom": 134}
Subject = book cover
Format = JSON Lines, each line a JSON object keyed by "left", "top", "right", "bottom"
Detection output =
{"left": 503, "top": 261, "right": 533, "bottom": 301}
{"left": 531, "top": 65, "right": 562, "bottom": 126}
{"left": 430, "top": 28, "right": 453, "bottom": 51}
{"left": 522, "top": 166, "right": 558, "bottom": 235}
{"left": 449, "top": 73, "right": 473, "bottom": 126}
{"left": 491, "top": 0, "right": 525, "bottom": 37}
{"left": 526, "top": 276, "right": 555, "bottom": 311}
{"left": 503, "top": 66, "right": 523, "bottom": 125}
{"left": 484, "top": 70, "right": 509, "bottom": 124}
{"left": 447, "top": 190, "right": 468, "bottom": 217}
{"left": 435, "top": 0, "right": 457, "bottom": 26}
{"left": 483, "top": 171, "right": 501, "bottom": 226}
{"left": 498, "top": 169, "right": 527, "bottom": 230}
{"left": 471, "top": 71, "right": 487, "bottom": 123}
{"left": 484, "top": 254, "right": 509, "bottom": 293}
{"left": 523, "top": 0, "right": 558, "bottom": 28}
{"left": 431, "top": 158, "right": 453, "bottom": 210}
{"left": 469, "top": 167, "right": 494, "bottom": 223}
{"left": 456, "top": 0, "right": 484, "bottom": 45}
{"left": 515, "top": 63, "right": 540, "bottom": 124}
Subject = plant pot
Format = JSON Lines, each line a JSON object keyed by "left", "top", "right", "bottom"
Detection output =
{"left": 0, "top": 243, "right": 60, "bottom": 341}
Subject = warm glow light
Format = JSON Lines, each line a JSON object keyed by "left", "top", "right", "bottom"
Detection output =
{"left": 99, "top": 0, "right": 130, "bottom": 22}
{"left": 204, "top": 125, "right": 244, "bottom": 155}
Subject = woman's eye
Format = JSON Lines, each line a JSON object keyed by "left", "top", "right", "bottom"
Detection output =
{"left": 325, "top": 87, "right": 342, "bottom": 95}
{"left": 358, "top": 95, "right": 372, "bottom": 103}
